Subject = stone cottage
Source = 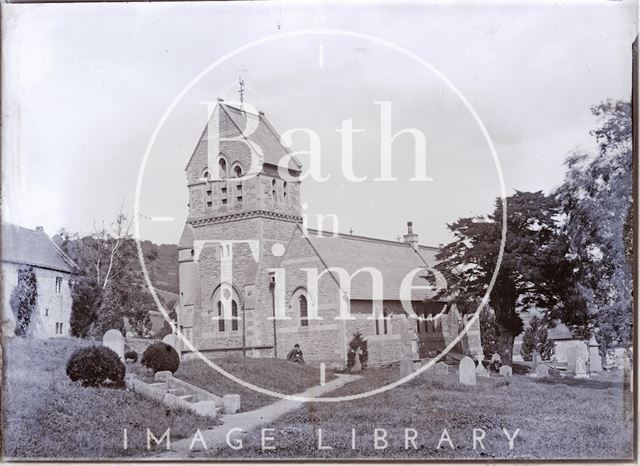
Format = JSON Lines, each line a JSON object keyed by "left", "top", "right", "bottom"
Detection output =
{"left": 1, "top": 224, "right": 77, "bottom": 338}
{"left": 175, "top": 100, "right": 482, "bottom": 366}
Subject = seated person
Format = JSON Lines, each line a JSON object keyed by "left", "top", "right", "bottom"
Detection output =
{"left": 287, "top": 343, "right": 305, "bottom": 364}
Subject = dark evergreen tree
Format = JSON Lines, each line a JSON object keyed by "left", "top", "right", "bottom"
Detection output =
{"left": 9, "top": 266, "right": 38, "bottom": 337}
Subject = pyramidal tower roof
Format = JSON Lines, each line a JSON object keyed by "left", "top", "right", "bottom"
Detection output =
{"left": 186, "top": 100, "right": 302, "bottom": 172}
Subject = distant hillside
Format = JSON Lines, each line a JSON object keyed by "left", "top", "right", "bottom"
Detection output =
{"left": 139, "top": 241, "right": 179, "bottom": 294}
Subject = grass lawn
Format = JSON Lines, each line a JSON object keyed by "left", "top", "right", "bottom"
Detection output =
{"left": 208, "top": 365, "right": 634, "bottom": 460}
{"left": 174, "top": 356, "right": 334, "bottom": 412}
{"left": 2, "top": 337, "right": 210, "bottom": 459}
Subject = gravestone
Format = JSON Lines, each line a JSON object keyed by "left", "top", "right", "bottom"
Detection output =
{"left": 435, "top": 362, "right": 449, "bottom": 376}
{"left": 575, "top": 358, "right": 589, "bottom": 379}
{"left": 351, "top": 348, "right": 363, "bottom": 373}
{"left": 398, "top": 314, "right": 419, "bottom": 378}
{"left": 566, "top": 346, "right": 578, "bottom": 374}
{"left": 536, "top": 364, "right": 549, "bottom": 378}
{"left": 588, "top": 335, "right": 603, "bottom": 373}
{"left": 103, "top": 329, "right": 124, "bottom": 362}
{"left": 490, "top": 353, "right": 502, "bottom": 372}
{"left": 475, "top": 363, "right": 490, "bottom": 378}
{"left": 458, "top": 356, "right": 476, "bottom": 386}
{"left": 499, "top": 365, "right": 513, "bottom": 377}
{"left": 222, "top": 394, "right": 241, "bottom": 414}
{"left": 532, "top": 351, "right": 540, "bottom": 369}
{"left": 399, "top": 358, "right": 414, "bottom": 378}
{"left": 163, "top": 334, "right": 180, "bottom": 353}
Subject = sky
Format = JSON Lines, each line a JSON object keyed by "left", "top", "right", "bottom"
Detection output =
{"left": 2, "top": 0, "right": 637, "bottom": 247}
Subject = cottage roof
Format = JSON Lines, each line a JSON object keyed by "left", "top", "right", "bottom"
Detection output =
{"left": 305, "top": 229, "right": 442, "bottom": 301}
{"left": 547, "top": 322, "right": 575, "bottom": 341}
{"left": 1, "top": 224, "right": 76, "bottom": 273}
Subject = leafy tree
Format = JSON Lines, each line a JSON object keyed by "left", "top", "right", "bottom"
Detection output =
{"left": 9, "top": 266, "right": 38, "bottom": 337}
{"left": 436, "top": 191, "right": 567, "bottom": 365}
{"left": 57, "top": 208, "right": 159, "bottom": 338}
{"left": 69, "top": 278, "right": 99, "bottom": 338}
{"left": 520, "top": 315, "right": 555, "bottom": 361}
{"left": 555, "top": 100, "right": 633, "bottom": 351}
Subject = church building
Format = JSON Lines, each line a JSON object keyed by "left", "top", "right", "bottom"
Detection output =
{"left": 175, "top": 100, "right": 482, "bottom": 367}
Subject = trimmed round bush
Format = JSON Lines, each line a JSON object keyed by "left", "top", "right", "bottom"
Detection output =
{"left": 66, "top": 346, "right": 126, "bottom": 388}
{"left": 124, "top": 349, "right": 138, "bottom": 363}
{"left": 141, "top": 342, "right": 180, "bottom": 374}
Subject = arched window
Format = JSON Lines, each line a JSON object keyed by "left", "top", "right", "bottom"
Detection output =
{"left": 217, "top": 301, "right": 225, "bottom": 332}
{"left": 218, "top": 157, "right": 228, "bottom": 178}
{"left": 271, "top": 179, "right": 277, "bottom": 203}
{"left": 233, "top": 164, "right": 243, "bottom": 178}
{"left": 232, "top": 300, "right": 239, "bottom": 331}
{"left": 299, "top": 295, "right": 308, "bottom": 327}
{"left": 202, "top": 168, "right": 211, "bottom": 180}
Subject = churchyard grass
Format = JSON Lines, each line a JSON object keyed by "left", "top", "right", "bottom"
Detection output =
{"left": 215, "top": 365, "right": 633, "bottom": 460}
{"left": 3, "top": 337, "right": 632, "bottom": 460}
{"left": 173, "top": 357, "right": 336, "bottom": 411}
{"left": 2, "top": 337, "right": 209, "bottom": 459}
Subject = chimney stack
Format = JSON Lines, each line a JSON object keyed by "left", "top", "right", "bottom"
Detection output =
{"left": 403, "top": 221, "right": 418, "bottom": 249}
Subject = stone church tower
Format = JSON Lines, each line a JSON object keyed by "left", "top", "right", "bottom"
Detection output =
{"left": 177, "top": 100, "right": 302, "bottom": 357}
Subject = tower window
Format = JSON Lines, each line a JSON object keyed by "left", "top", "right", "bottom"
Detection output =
{"left": 299, "top": 295, "right": 308, "bottom": 327}
{"left": 55, "top": 277, "right": 63, "bottom": 294}
{"left": 218, "top": 158, "right": 228, "bottom": 178}
{"left": 234, "top": 165, "right": 243, "bottom": 178}
{"left": 206, "top": 189, "right": 212, "bottom": 208}
{"left": 272, "top": 179, "right": 277, "bottom": 203}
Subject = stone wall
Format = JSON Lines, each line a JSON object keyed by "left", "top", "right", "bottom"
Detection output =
{"left": 1, "top": 262, "right": 73, "bottom": 338}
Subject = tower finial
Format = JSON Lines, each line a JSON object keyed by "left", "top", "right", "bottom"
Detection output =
{"left": 238, "top": 76, "right": 245, "bottom": 104}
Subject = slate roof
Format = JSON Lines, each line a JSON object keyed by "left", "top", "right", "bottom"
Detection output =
{"left": 1, "top": 224, "right": 76, "bottom": 273}
{"left": 547, "top": 322, "right": 575, "bottom": 341}
{"left": 305, "top": 230, "right": 443, "bottom": 301}
{"left": 220, "top": 103, "right": 302, "bottom": 172}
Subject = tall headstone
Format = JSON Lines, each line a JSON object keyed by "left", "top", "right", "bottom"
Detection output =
{"left": 588, "top": 335, "right": 603, "bottom": 373}
{"left": 566, "top": 346, "right": 578, "bottom": 374}
{"left": 459, "top": 356, "right": 476, "bottom": 386}
{"left": 398, "top": 314, "right": 419, "bottom": 378}
{"left": 532, "top": 351, "right": 540, "bottom": 369}
{"left": 575, "top": 358, "right": 589, "bottom": 379}
{"left": 351, "top": 347, "right": 363, "bottom": 373}
{"left": 499, "top": 365, "right": 513, "bottom": 377}
{"left": 103, "top": 329, "right": 124, "bottom": 362}
{"left": 163, "top": 334, "right": 180, "bottom": 353}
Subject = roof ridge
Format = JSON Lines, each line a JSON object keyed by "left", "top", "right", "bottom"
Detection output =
{"left": 306, "top": 228, "right": 439, "bottom": 250}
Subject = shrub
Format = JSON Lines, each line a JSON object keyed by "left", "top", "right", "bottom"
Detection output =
{"left": 124, "top": 350, "right": 138, "bottom": 363}
{"left": 66, "top": 346, "right": 125, "bottom": 388}
{"left": 141, "top": 342, "right": 180, "bottom": 373}
{"left": 520, "top": 315, "right": 555, "bottom": 361}
{"left": 346, "top": 332, "right": 368, "bottom": 370}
